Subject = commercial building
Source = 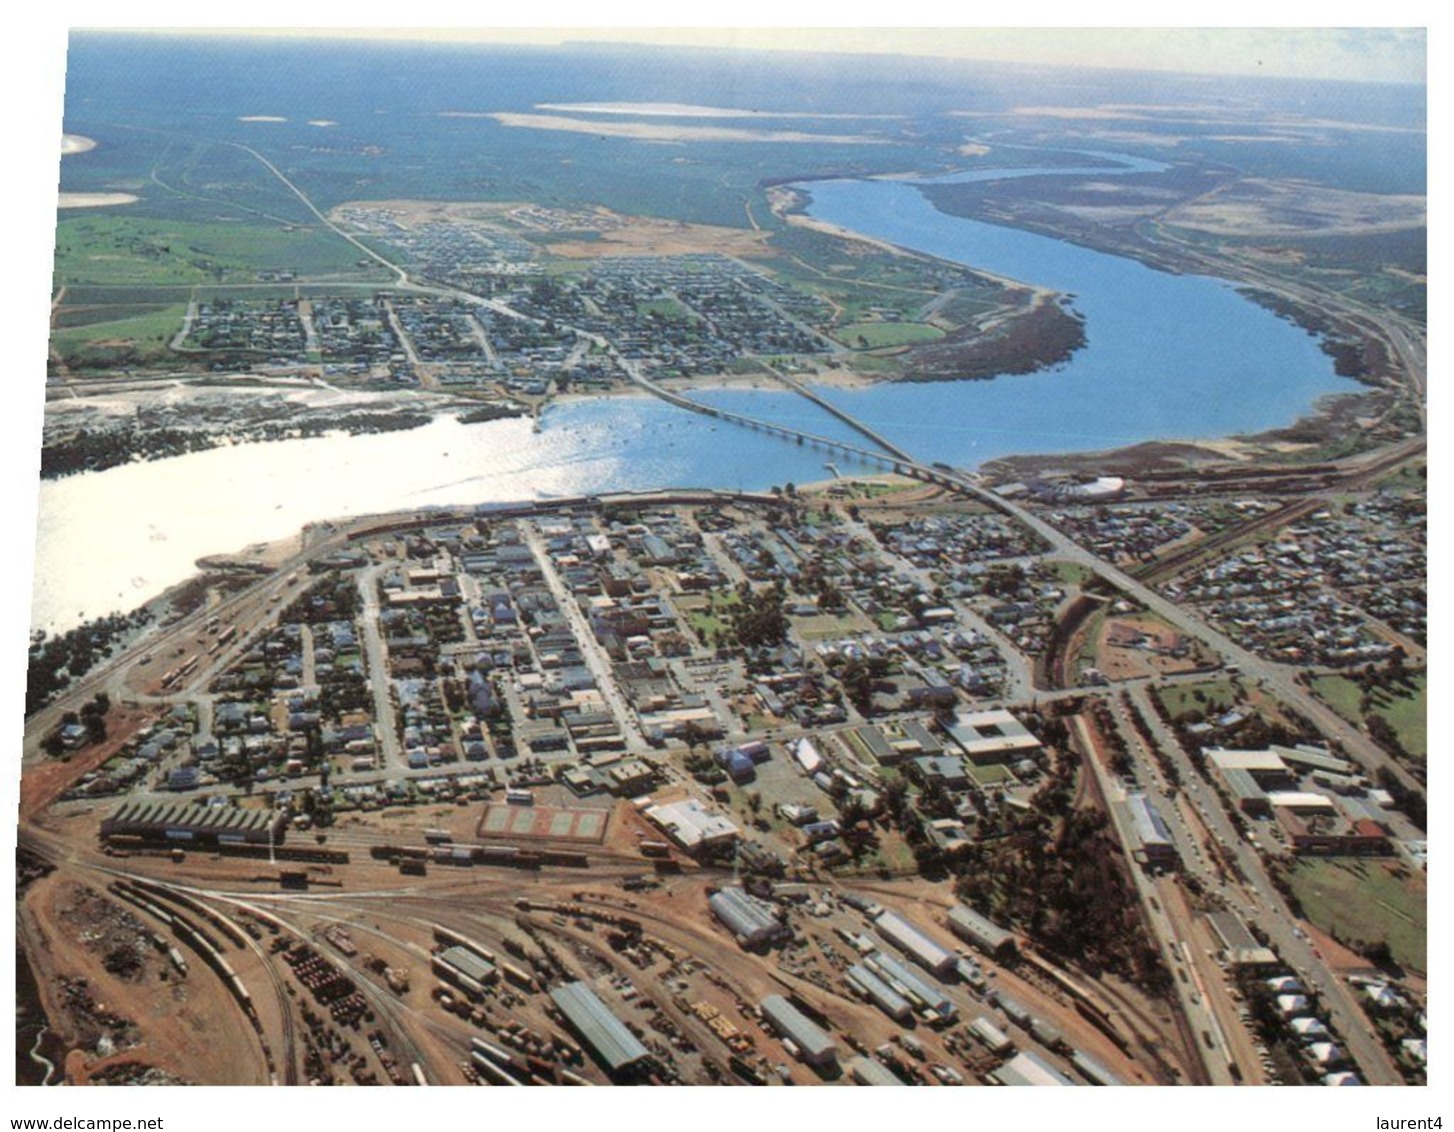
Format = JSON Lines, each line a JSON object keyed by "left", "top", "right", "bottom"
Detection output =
{"left": 946, "top": 904, "right": 1019, "bottom": 962}
{"left": 760, "top": 995, "right": 838, "bottom": 1068}
{"left": 943, "top": 709, "right": 1042, "bottom": 765}
{"left": 708, "top": 887, "right": 789, "bottom": 948}
{"left": 873, "top": 909, "right": 957, "bottom": 977}
{"left": 643, "top": 798, "right": 740, "bottom": 853}
{"left": 990, "top": 1050, "right": 1077, "bottom": 1087}
{"left": 1207, "top": 748, "right": 1298, "bottom": 796}
{"left": 101, "top": 801, "right": 286, "bottom": 846}
{"left": 1206, "top": 911, "right": 1279, "bottom": 969}
{"left": 1218, "top": 766, "right": 1272, "bottom": 816}
{"left": 549, "top": 981, "right": 652, "bottom": 1079}
{"left": 1123, "top": 792, "right": 1178, "bottom": 869}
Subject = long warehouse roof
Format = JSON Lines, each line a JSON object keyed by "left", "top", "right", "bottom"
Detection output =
{"left": 549, "top": 981, "right": 650, "bottom": 1073}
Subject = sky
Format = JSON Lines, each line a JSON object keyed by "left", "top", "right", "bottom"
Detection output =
{"left": 107, "top": 25, "right": 1427, "bottom": 85}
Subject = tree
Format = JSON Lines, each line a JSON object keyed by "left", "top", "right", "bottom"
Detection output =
{"left": 679, "top": 719, "right": 708, "bottom": 754}
{"left": 730, "top": 584, "right": 788, "bottom": 650}
{"left": 839, "top": 657, "right": 874, "bottom": 716}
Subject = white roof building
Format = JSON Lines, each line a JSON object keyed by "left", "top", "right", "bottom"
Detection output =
{"left": 794, "top": 738, "right": 824, "bottom": 775}
{"left": 873, "top": 909, "right": 956, "bottom": 977}
{"left": 944, "top": 709, "right": 1041, "bottom": 764}
{"left": 1266, "top": 791, "right": 1338, "bottom": 812}
{"left": 1306, "top": 1042, "right": 1346, "bottom": 1066}
{"left": 1290, "top": 1017, "right": 1331, "bottom": 1042}
{"left": 644, "top": 799, "right": 740, "bottom": 851}
{"left": 991, "top": 1050, "right": 1077, "bottom": 1087}
{"left": 1207, "top": 749, "right": 1291, "bottom": 775}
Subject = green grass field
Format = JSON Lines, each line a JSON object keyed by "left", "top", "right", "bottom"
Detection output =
{"left": 679, "top": 591, "right": 741, "bottom": 641}
{"left": 789, "top": 609, "right": 874, "bottom": 641}
{"left": 635, "top": 297, "right": 695, "bottom": 322}
{"left": 1049, "top": 561, "right": 1092, "bottom": 587}
{"left": 53, "top": 302, "right": 177, "bottom": 329}
{"left": 1287, "top": 858, "right": 1426, "bottom": 973}
{"left": 1154, "top": 679, "right": 1239, "bottom": 720}
{"left": 50, "top": 303, "right": 189, "bottom": 367}
{"left": 54, "top": 215, "right": 377, "bottom": 286}
{"left": 968, "top": 762, "right": 1016, "bottom": 787}
{"left": 1311, "top": 672, "right": 1426, "bottom": 760}
{"left": 834, "top": 320, "right": 946, "bottom": 349}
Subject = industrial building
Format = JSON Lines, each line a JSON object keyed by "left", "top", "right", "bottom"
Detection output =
{"left": 100, "top": 801, "right": 286, "bottom": 846}
{"left": 864, "top": 951, "right": 957, "bottom": 1024}
{"left": 1070, "top": 1050, "right": 1125, "bottom": 1085}
{"left": 970, "top": 1017, "right": 1014, "bottom": 1055}
{"left": 946, "top": 904, "right": 1019, "bottom": 962}
{"left": 707, "top": 886, "right": 789, "bottom": 948}
{"left": 432, "top": 946, "right": 497, "bottom": 998}
{"left": 845, "top": 964, "right": 914, "bottom": 1024}
{"left": 760, "top": 995, "right": 838, "bottom": 1068}
{"left": 1123, "top": 792, "right": 1178, "bottom": 869}
{"left": 873, "top": 909, "right": 957, "bottom": 977}
{"left": 642, "top": 798, "right": 740, "bottom": 853}
{"left": 996, "top": 993, "right": 1033, "bottom": 1029}
{"left": 990, "top": 1050, "right": 1078, "bottom": 1087}
{"left": 548, "top": 981, "right": 652, "bottom": 1079}
{"left": 848, "top": 1056, "right": 904, "bottom": 1086}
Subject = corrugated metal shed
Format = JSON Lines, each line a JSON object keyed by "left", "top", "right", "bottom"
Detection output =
{"left": 991, "top": 1050, "right": 1077, "bottom": 1087}
{"left": 864, "top": 952, "right": 956, "bottom": 1022}
{"left": 1070, "top": 1049, "right": 1124, "bottom": 1085}
{"left": 761, "top": 995, "right": 837, "bottom": 1066}
{"left": 708, "top": 887, "right": 784, "bottom": 946}
{"left": 947, "top": 904, "right": 1018, "bottom": 959}
{"left": 549, "top": 981, "right": 650, "bottom": 1074}
{"left": 101, "top": 801, "right": 284, "bottom": 843}
{"left": 846, "top": 964, "right": 913, "bottom": 1023}
{"left": 436, "top": 945, "right": 496, "bottom": 985}
{"left": 848, "top": 1056, "right": 904, "bottom": 1086}
{"left": 874, "top": 909, "right": 956, "bottom": 976}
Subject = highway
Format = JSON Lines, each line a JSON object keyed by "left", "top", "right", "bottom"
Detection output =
{"left": 1125, "top": 682, "right": 1403, "bottom": 1084}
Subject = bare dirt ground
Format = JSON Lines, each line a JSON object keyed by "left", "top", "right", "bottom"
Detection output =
{"left": 58, "top": 193, "right": 140, "bottom": 209}
{"left": 333, "top": 197, "right": 776, "bottom": 261}
{"left": 19, "top": 873, "right": 267, "bottom": 1086}
{"left": 1094, "top": 614, "right": 1218, "bottom": 681}
{"left": 543, "top": 219, "right": 773, "bottom": 260}
{"left": 1163, "top": 178, "right": 1426, "bottom": 238}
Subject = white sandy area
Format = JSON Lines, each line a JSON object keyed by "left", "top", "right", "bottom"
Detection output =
{"left": 482, "top": 112, "right": 877, "bottom": 144}
{"left": 61, "top": 134, "right": 96, "bottom": 156}
{"left": 238, "top": 115, "right": 287, "bottom": 123}
{"left": 534, "top": 101, "right": 901, "bottom": 120}
{"left": 58, "top": 192, "right": 138, "bottom": 209}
